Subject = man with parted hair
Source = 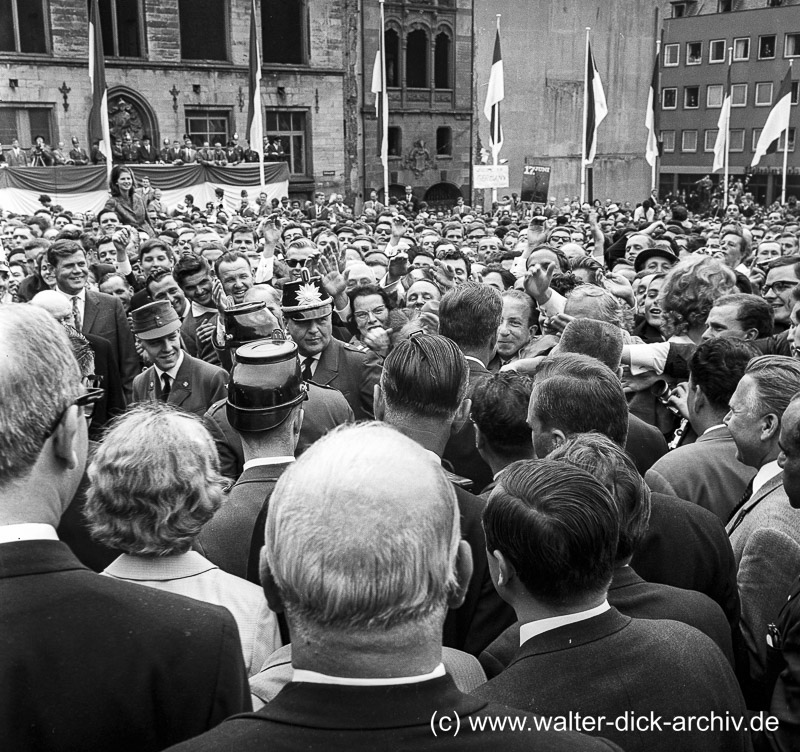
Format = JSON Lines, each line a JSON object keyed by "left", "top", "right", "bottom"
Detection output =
{"left": 472, "top": 458, "right": 750, "bottom": 752}
{"left": 724, "top": 355, "right": 800, "bottom": 706}
{"left": 375, "top": 333, "right": 515, "bottom": 655}
{"left": 166, "top": 423, "right": 616, "bottom": 752}
{"left": 702, "top": 293, "right": 774, "bottom": 342}
{"left": 0, "top": 305, "right": 250, "bottom": 751}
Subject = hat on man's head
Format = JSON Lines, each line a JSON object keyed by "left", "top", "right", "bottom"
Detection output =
{"left": 71, "top": 137, "right": 79, "bottom": 145}
{"left": 633, "top": 247, "right": 679, "bottom": 273}
{"left": 281, "top": 269, "right": 332, "bottom": 321}
{"left": 130, "top": 300, "right": 181, "bottom": 340}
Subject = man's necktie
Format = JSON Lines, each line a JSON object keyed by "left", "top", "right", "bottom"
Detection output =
{"left": 71, "top": 296, "right": 82, "bottom": 331}
{"left": 727, "top": 477, "right": 755, "bottom": 536}
{"left": 161, "top": 373, "right": 172, "bottom": 402}
{"left": 301, "top": 357, "right": 314, "bottom": 382}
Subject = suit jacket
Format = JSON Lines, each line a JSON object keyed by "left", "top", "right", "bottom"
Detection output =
{"left": 6, "top": 147, "right": 28, "bottom": 166}
{"left": 645, "top": 425, "right": 755, "bottom": 523}
{"left": 132, "top": 353, "right": 228, "bottom": 418}
{"left": 203, "top": 382, "right": 355, "bottom": 479}
{"left": 632, "top": 490, "right": 740, "bottom": 628}
{"left": 479, "top": 565, "right": 734, "bottom": 679}
{"left": 136, "top": 143, "right": 160, "bottom": 163}
{"left": 0, "top": 540, "right": 250, "bottom": 751}
{"left": 311, "top": 337, "right": 382, "bottom": 421}
{"left": 68, "top": 146, "right": 89, "bottom": 165}
{"left": 625, "top": 413, "right": 669, "bottom": 475}
{"left": 84, "top": 332, "right": 126, "bottom": 438}
{"left": 181, "top": 309, "right": 220, "bottom": 365}
{"left": 164, "top": 673, "right": 620, "bottom": 752}
{"left": 727, "top": 473, "right": 800, "bottom": 694}
{"left": 82, "top": 288, "right": 139, "bottom": 401}
{"left": 443, "top": 357, "right": 494, "bottom": 493}
{"left": 472, "top": 608, "right": 750, "bottom": 752}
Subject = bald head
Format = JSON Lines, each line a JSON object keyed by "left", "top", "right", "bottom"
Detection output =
{"left": 263, "top": 422, "right": 460, "bottom": 631}
{"left": 31, "top": 290, "right": 73, "bottom": 326}
{"left": 243, "top": 284, "right": 283, "bottom": 330}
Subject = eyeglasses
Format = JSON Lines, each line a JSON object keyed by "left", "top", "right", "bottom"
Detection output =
{"left": 354, "top": 306, "right": 387, "bottom": 322}
{"left": 44, "top": 387, "right": 105, "bottom": 439}
{"left": 763, "top": 281, "right": 798, "bottom": 294}
{"left": 285, "top": 257, "right": 313, "bottom": 268}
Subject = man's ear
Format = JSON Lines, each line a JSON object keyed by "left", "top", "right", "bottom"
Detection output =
{"left": 373, "top": 384, "right": 385, "bottom": 421}
{"left": 743, "top": 327, "right": 759, "bottom": 342}
{"left": 475, "top": 425, "right": 487, "bottom": 453}
{"left": 451, "top": 397, "right": 472, "bottom": 435}
{"left": 260, "top": 548, "right": 285, "bottom": 614}
{"left": 491, "top": 549, "right": 517, "bottom": 591}
{"left": 691, "top": 382, "right": 706, "bottom": 413}
{"left": 52, "top": 405, "right": 82, "bottom": 471}
{"left": 448, "top": 540, "right": 473, "bottom": 609}
{"left": 762, "top": 413, "right": 781, "bottom": 442}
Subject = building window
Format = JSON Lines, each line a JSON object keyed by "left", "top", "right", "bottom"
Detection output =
{"left": 265, "top": 110, "right": 307, "bottom": 174}
{"left": 759, "top": 35, "right": 776, "bottom": 60}
{"left": 436, "top": 126, "right": 452, "bottom": 156}
{"left": 0, "top": 106, "right": 53, "bottom": 147}
{"left": 752, "top": 128, "right": 762, "bottom": 151}
{"left": 434, "top": 32, "right": 451, "bottom": 89}
{"left": 704, "top": 129, "right": 718, "bottom": 152}
{"left": 682, "top": 130, "right": 698, "bottom": 152}
{"left": 686, "top": 42, "right": 702, "bottom": 65}
{"left": 707, "top": 85, "right": 724, "bottom": 108}
{"left": 387, "top": 126, "right": 401, "bottom": 157}
{"left": 672, "top": 3, "right": 687, "bottom": 19}
{"left": 684, "top": 86, "right": 699, "bottom": 109}
{"left": 718, "top": 0, "right": 731, "bottom": 11}
{"left": 98, "top": 0, "right": 143, "bottom": 57}
{"left": 185, "top": 109, "right": 230, "bottom": 148}
{"left": 179, "top": 0, "right": 227, "bottom": 61}
{"left": 709, "top": 40, "right": 726, "bottom": 64}
{"left": 662, "top": 130, "right": 676, "bottom": 153}
{"left": 262, "top": 0, "right": 306, "bottom": 65}
{"left": 662, "top": 88, "right": 677, "bottom": 109}
{"left": 733, "top": 37, "right": 749, "bottom": 61}
{"left": 793, "top": 81, "right": 799, "bottom": 105}
{"left": 778, "top": 128, "right": 797, "bottom": 152}
{"left": 406, "top": 29, "right": 429, "bottom": 88}
{"left": 730, "top": 129, "right": 745, "bottom": 152}
{"left": 664, "top": 44, "right": 679, "bottom": 66}
{"left": 0, "top": 0, "right": 48, "bottom": 54}
{"left": 731, "top": 83, "right": 748, "bottom": 107}
{"left": 385, "top": 30, "right": 400, "bottom": 87}
{"left": 755, "top": 82, "right": 773, "bottom": 107}
{"left": 786, "top": 33, "right": 800, "bottom": 58}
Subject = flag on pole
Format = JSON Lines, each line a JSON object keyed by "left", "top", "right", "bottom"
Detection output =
{"left": 483, "top": 27, "right": 504, "bottom": 160}
{"left": 584, "top": 42, "right": 608, "bottom": 165}
{"left": 88, "top": 0, "right": 111, "bottom": 182}
{"left": 752, "top": 67, "right": 793, "bottom": 167}
{"left": 645, "top": 50, "right": 661, "bottom": 167}
{"left": 712, "top": 62, "right": 732, "bottom": 172}
{"left": 370, "top": 48, "right": 388, "bottom": 166}
{"left": 246, "top": 0, "right": 265, "bottom": 186}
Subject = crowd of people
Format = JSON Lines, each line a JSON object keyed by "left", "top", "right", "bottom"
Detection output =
{"left": 3, "top": 164, "right": 800, "bottom": 751}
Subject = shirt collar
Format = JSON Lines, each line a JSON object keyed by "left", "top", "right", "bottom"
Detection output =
{"left": 57, "top": 287, "right": 86, "bottom": 301}
{"left": 104, "top": 551, "right": 217, "bottom": 580}
{"left": 291, "top": 663, "right": 446, "bottom": 687}
{"left": 243, "top": 456, "right": 296, "bottom": 471}
{"left": 191, "top": 301, "right": 217, "bottom": 318}
{"left": 0, "top": 523, "right": 59, "bottom": 545}
{"left": 519, "top": 600, "right": 611, "bottom": 645}
{"left": 752, "top": 459, "right": 782, "bottom": 495}
{"left": 701, "top": 424, "right": 727, "bottom": 436}
{"left": 464, "top": 355, "right": 486, "bottom": 368}
{"left": 154, "top": 349, "right": 185, "bottom": 381}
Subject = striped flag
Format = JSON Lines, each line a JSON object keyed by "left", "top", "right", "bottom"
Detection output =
{"left": 712, "top": 62, "right": 732, "bottom": 173}
{"left": 644, "top": 50, "right": 661, "bottom": 167}
{"left": 752, "top": 67, "right": 793, "bottom": 167}
{"left": 246, "top": 0, "right": 265, "bottom": 186}
{"left": 483, "top": 27, "right": 504, "bottom": 160}
{"left": 371, "top": 48, "right": 388, "bottom": 166}
{"left": 584, "top": 42, "right": 608, "bottom": 165}
{"left": 88, "top": 0, "right": 111, "bottom": 182}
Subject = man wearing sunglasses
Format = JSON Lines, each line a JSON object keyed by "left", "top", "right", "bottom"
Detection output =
{"left": 0, "top": 305, "right": 250, "bottom": 750}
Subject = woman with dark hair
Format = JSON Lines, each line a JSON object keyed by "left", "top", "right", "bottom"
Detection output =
{"left": 104, "top": 164, "right": 154, "bottom": 236}
{"left": 15, "top": 249, "right": 56, "bottom": 302}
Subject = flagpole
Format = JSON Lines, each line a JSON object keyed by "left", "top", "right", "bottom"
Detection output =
{"left": 580, "top": 27, "right": 590, "bottom": 205}
{"left": 651, "top": 39, "right": 660, "bottom": 194}
{"left": 491, "top": 14, "right": 501, "bottom": 207}
{"left": 783, "top": 60, "right": 793, "bottom": 205}
{"left": 379, "top": 0, "right": 389, "bottom": 203}
{"left": 723, "top": 46, "right": 732, "bottom": 208}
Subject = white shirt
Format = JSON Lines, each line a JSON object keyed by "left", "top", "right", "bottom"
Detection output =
{"left": 702, "top": 424, "right": 727, "bottom": 436}
{"left": 57, "top": 286, "right": 86, "bottom": 327}
{"left": 0, "top": 523, "right": 59, "bottom": 544}
{"left": 191, "top": 301, "right": 217, "bottom": 319}
{"left": 292, "top": 663, "right": 446, "bottom": 687}
{"left": 464, "top": 355, "right": 486, "bottom": 369}
{"left": 300, "top": 352, "right": 322, "bottom": 378}
{"left": 243, "top": 457, "right": 295, "bottom": 471}
{"left": 628, "top": 334, "right": 694, "bottom": 376}
{"left": 519, "top": 600, "right": 611, "bottom": 645}
{"left": 752, "top": 459, "right": 782, "bottom": 495}
{"left": 153, "top": 349, "right": 185, "bottom": 385}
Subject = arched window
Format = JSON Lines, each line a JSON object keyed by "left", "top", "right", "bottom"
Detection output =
{"left": 406, "top": 29, "right": 429, "bottom": 88}
{"left": 385, "top": 30, "right": 400, "bottom": 87}
{"left": 434, "top": 32, "right": 451, "bottom": 89}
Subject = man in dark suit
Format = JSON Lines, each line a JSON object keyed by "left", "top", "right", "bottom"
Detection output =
{"left": 646, "top": 338, "right": 757, "bottom": 522}
{"left": 130, "top": 301, "right": 228, "bottom": 418}
{"left": 440, "top": 282, "right": 499, "bottom": 492}
{"left": 68, "top": 136, "right": 89, "bottom": 165}
{"left": 282, "top": 272, "right": 381, "bottom": 420}
{"left": 471, "top": 458, "right": 750, "bottom": 752}
{"left": 725, "top": 355, "right": 800, "bottom": 707}
{"left": 479, "top": 433, "right": 733, "bottom": 679}
{"left": 0, "top": 305, "right": 250, "bottom": 752}
{"left": 167, "top": 423, "right": 617, "bottom": 752}
{"left": 6, "top": 137, "right": 28, "bottom": 166}
{"left": 375, "top": 334, "right": 515, "bottom": 656}
{"left": 47, "top": 238, "right": 139, "bottom": 401}
{"left": 136, "top": 134, "right": 159, "bottom": 163}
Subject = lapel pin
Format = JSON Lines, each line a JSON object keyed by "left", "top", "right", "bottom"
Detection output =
{"left": 182, "top": 381, "right": 188, "bottom": 387}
